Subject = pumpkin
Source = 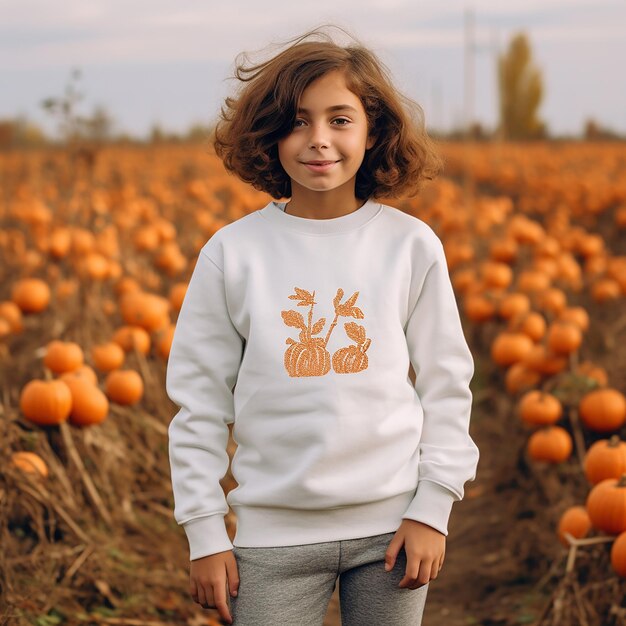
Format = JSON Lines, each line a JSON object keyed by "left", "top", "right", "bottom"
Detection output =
{"left": 523, "top": 345, "right": 568, "bottom": 376}
{"left": 585, "top": 474, "right": 626, "bottom": 535}
{"left": 119, "top": 291, "right": 170, "bottom": 332}
{"left": 10, "top": 451, "right": 49, "bottom": 478}
{"left": 463, "top": 293, "right": 496, "bottom": 322}
{"left": 63, "top": 378, "right": 109, "bottom": 427}
{"left": 584, "top": 435, "right": 626, "bottom": 485}
{"left": 579, "top": 388, "right": 626, "bottom": 432}
{"left": 60, "top": 364, "right": 99, "bottom": 385}
{"left": 91, "top": 342, "right": 125, "bottom": 372}
{"left": 105, "top": 369, "right": 144, "bottom": 405}
{"left": 504, "top": 362, "right": 542, "bottom": 395}
{"left": 527, "top": 426, "right": 572, "bottom": 463}
{"left": 519, "top": 390, "right": 563, "bottom": 426}
{"left": 558, "top": 306, "right": 590, "bottom": 332}
{"left": 112, "top": 325, "right": 151, "bottom": 355}
{"left": 19, "top": 379, "right": 72, "bottom": 426}
{"left": 491, "top": 332, "right": 534, "bottom": 366}
{"left": 480, "top": 261, "right": 513, "bottom": 289}
{"left": 11, "top": 278, "right": 51, "bottom": 313}
{"left": 576, "top": 361, "right": 608, "bottom": 387}
{"left": 169, "top": 282, "right": 188, "bottom": 312}
{"left": 508, "top": 311, "right": 546, "bottom": 342}
{"left": 498, "top": 293, "right": 531, "bottom": 320}
{"left": 535, "top": 288, "right": 567, "bottom": 315}
{"left": 591, "top": 278, "right": 621, "bottom": 303}
{"left": 557, "top": 505, "right": 591, "bottom": 547}
{"left": 43, "top": 340, "right": 84, "bottom": 374}
{"left": 155, "top": 324, "right": 176, "bottom": 360}
{"left": 0, "top": 301, "right": 24, "bottom": 333}
{"left": 611, "top": 531, "right": 626, "bottom": 578}
{"left": 546, "top": 321, "right": 582, "bottom": 356}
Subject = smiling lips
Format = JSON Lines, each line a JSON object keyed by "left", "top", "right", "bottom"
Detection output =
{"left": 301, "top": 160, "right": 339, "bottom": 173}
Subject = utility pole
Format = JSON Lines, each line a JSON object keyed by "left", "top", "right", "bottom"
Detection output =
{"left": 463, "top": 6, "right": 476, "bottom": 207}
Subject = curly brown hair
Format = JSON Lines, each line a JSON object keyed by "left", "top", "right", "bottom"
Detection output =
{"left": 214, "top": 26, "right": 443, "bottom": 200}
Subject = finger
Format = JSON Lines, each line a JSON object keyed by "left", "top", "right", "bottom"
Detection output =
{"left": 213, "top": 581, "right": 233, "bottom": 625}
{"left": 196, "top": 581, "right": 210, "bottom": 609}
{"left": 429, "top": 558, "right": 440, "bottom": 581}
{"left": 226, "top": 555, "right": 240, "bottom": 597}
{"left": 384, "top": 536, "right": 403, "bottom": 571}
{"left": 190, "top": 577, "right": 199, "bottom": 604}
{"left": 398, "top": 559, "right": 420, "bottom": 588}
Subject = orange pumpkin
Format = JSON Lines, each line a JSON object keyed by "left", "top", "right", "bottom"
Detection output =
{"left": 0, "top": 301, "right": 24, "bottom": 333}
{"left": 611, "top": 531, "right": 626, "bottom": 578}
{"left": 10, "top": 451, "right": 49, "bottom": 478}
{"left": 584, "top": 435, "right": 626, "bottom": 484}
{"left": 579, "top": 388, "right": 626, "bottom": 432}
{"left": 498, "top": 293, "right": 531, "bottom": 320}
{"left": 19, "top": 379, "right": 72, "bottom": 426}
{"left": 491, "top": 332, "right": 534, "bottom": 367}
{"left": 518, "top": 391, "right": 563, "bottom": 426}
{"left": 586, "top": 474, "right": 626, "bottom": 535}
{"left": 557, "top": 505, "right": 591, "bottom": 547}
{"left": 43, "top": 340, "right": 84, "bottom": 374}
{"left": 546, "top": 321, "right": 582, "bottom": 356}
{"left": 91, "top": 342, "right": 125, "bottom": 372}
{"left": 558, "top": 306, "right": 590, "bottom": 332}
{"left": 119, "top": 291, "right": 170, "bottom": 332}
{"left": 112, "top": 325, "right": 151, "bottom": 355}
{"left": 11, "top": 278, "right": 51, "bottom": 313}
{"left": 504, "top": 362, "right": 542, "bottom": 395}
{"left": 169, "top": 282, "right": 188, "bottom": 312}
{"left": 60, "top": 364, "right": 98, "bottom": 385}
{"left": 105, "top": 369, "right": 144, "bottom": 405}
{"left": 527, "top": 426, "right": 572, "bottom": 463}
{"left": 63, "top": 378, "right": 109, "bottom": 427}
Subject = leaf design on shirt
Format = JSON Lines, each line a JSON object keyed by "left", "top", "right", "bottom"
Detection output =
{"left": 288, "top": 287, "right": 316, "bottom": 307}
{"left": 344, "top": 321, "right": 366, "bottom": 345}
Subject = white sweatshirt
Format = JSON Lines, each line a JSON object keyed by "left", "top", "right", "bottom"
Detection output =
{"left": 166, "top": 198, "right": 479, "bottom": 561}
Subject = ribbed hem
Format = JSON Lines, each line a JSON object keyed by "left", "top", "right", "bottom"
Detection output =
{"left": 183, "top": 514, "right": 233, "bottom": 560}
{"left": 231, "top": 491, "right": 414, "bottom": 548}
{"left": 257, "top": 198, "right": 383, "bottom": 236}
{"left": 401, "top": 480, "right": 457, "bottom": 536}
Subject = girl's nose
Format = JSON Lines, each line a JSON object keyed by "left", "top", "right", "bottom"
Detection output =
{"left": 308, "top": 125, "right": 329, "bottom": 149}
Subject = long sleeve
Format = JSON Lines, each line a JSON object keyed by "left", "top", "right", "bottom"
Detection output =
{"left": 166, "top": 248, "right": 244, "bottom": 560}
{"left": 402, "top": 235, "right": 479, "bottom": 535}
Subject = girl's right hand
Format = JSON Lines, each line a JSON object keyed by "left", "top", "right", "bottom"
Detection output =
{"left": 190, "top": 550, "right": 239, "bottom": 624}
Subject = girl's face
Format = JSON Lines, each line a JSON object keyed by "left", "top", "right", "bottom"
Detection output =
{"left": 277, "top": 70, "right": 374, "bottom": 200}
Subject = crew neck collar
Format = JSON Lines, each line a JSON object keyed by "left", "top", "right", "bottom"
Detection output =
{"left": 258, "top": 198, "right": 382, "bottom": 235}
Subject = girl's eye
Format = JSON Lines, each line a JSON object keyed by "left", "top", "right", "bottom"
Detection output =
{"left": 293, "top": 119, "right": 306, "bottom": 128}
{"left": 332, "top": 118, "right": 351, "bottom": 126}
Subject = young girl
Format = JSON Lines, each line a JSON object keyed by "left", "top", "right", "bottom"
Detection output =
{"left": 166, "top": 26, "right": 480, "bottom": 626}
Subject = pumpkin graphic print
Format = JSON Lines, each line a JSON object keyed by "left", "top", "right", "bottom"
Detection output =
{"left": 281, "top": 287, "right": 372, "bottom": 377}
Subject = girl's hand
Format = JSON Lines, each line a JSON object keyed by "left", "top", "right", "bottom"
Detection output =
{"left": 384, "top": 519, "right": 446, "bottom": 589}
{"left": 190, "top": 550, "right": 239, "bottom": 624}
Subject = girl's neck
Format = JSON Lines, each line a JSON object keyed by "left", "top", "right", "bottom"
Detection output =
{"left": 284, "top": 188, "right": 365, "bottom": 220}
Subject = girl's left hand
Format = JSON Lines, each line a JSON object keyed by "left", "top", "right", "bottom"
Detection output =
{"left": 384, "top": 518, "right": 446, "bottom": 589}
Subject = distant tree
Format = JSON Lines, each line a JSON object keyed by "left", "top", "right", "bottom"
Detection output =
{"left": 583, "top": 117, "right": 622, "bottom": 140}
{"left": 497, "top": 33, "right": 546, "bottom": 140}
{"left": 0, "top": 117, "right": 48, "bottom": 149}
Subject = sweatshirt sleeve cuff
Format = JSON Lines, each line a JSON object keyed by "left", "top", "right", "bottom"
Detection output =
{"left": 183, "top": 514, "right": 234, "bottom": 560}
{"left": 402, "top": 480, "right": 457, "bottom": 536}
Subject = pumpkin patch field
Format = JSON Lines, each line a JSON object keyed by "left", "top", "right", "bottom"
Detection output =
{"left": 1, "top": 141, "right": 626, "bottom": 626}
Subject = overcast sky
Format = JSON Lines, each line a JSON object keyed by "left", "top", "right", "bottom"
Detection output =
{"left": 2, "top": 0, "right": 625, "bottom": 138}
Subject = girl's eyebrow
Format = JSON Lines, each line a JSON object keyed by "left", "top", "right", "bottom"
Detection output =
{"left": 297, "top": 105, "right": 358, "bottom": 114}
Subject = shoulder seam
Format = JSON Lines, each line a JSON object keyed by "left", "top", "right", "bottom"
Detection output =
{"left": 200, "top": 249, "right": 224, "bottom": 273}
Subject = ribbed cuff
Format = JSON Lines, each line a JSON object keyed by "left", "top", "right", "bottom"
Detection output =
{"left": 183, "top": 514, "right": 233, "bottom": 560}
{"left": 401, "top": 480, "right": 457, "bottom": 536}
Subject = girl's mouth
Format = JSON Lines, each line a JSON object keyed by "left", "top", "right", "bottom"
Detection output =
{"left": 301, "top": 160, "right": 338, "bottom": 173}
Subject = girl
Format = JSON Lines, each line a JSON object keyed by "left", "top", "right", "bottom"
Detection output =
{"left": 166, "top": 25, "right": 480, "bottom": 626}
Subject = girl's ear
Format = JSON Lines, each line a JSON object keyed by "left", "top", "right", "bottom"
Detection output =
{"left": 366, "top": 134, "right": 377, "bottom": 150}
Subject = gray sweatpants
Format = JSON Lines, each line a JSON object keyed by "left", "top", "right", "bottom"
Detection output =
{"left": 229, "top": 531, "right": 429, "bottom": 625}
